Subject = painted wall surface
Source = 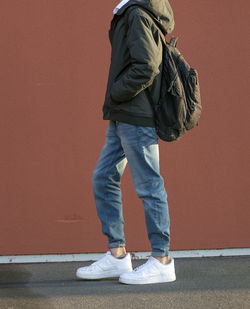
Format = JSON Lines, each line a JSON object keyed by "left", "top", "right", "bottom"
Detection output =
{"left": 0, "top": 0, "right": 249, "bottom": 255}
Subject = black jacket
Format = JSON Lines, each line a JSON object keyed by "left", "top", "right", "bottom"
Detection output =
{"left": 103, "top": 0, "right": 175, "bottom": 127}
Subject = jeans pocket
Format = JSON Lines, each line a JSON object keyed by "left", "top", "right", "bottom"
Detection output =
{"left": 137, "top": 126, "right": 158, "bottom": 141}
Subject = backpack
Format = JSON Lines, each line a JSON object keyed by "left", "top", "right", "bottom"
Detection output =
{"left": 154, "top": 36, "right": 202, "bottom": 142}
{"left": 124, "top": 6, "right": 202, "bottom": 141}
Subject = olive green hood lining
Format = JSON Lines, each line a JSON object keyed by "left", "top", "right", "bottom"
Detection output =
{"left": 116, "top": 0, "right": 174, "bottom": 35}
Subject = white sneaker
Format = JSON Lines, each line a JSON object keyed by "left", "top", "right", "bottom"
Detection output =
{"left": 76, "top": 251, "right": 133, "bottom": 280}
{"left": 119, "top": 256, "right": 176, "bottom": 285}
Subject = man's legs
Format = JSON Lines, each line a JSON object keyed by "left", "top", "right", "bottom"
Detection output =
{"left": 116, "top": 123, "right": 171, "bottom": 261}
{"left": 92, "top": 121, "right": 128, "bottom": 252}
{"left": 76, "top": 121, "right": 174, "bottom": 282}
{"left": 115, "top": 123, "right": 176, "bottom": 284}
{"left": 76, "top": 121, "right": 132, "bottom": 280}
{"left": 93, "top": 121, "right": 170, "bottom": 260}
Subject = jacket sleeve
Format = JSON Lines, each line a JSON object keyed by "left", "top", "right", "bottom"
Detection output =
{"left": 110, "top": 9, "right": 162, "bottom": 103}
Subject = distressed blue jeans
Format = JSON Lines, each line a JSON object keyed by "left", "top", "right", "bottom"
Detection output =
{"left": 92, "top": 121, "right": 170, "bottom": 257}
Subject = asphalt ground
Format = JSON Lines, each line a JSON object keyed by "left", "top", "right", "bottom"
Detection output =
{"left": 0, "top": 256, "right": 249, "bottom": 309}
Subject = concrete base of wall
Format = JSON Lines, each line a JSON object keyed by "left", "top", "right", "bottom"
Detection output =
{"left": 0, "top": 248, "right": 250, "bottom": 264}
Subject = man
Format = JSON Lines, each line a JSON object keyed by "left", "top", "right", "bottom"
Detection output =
{"left": 76, "top": 0, "right": 176, "bottom": 285}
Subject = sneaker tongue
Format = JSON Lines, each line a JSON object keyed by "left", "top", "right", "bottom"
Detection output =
{"left": 149, "top": 256, "right": 164, "bottom": 266}
{"left": 150, "top": 256, "right": 172, "bottom": 266}
{"left": 149, "top": 256, "right": 157, "bottom": 262}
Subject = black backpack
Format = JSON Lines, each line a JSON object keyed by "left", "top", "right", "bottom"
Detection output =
{"left": 124, "top": 6, "right": 202, "bottom": 142}
{"left": 154, "top": 36, "right": 202, "bottom": 142}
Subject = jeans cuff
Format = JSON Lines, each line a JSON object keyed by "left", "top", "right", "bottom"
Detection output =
{"left": 151, "top": 250, "right": 169, "bottom": 257}
{"left": 108, "top": 242, "right": 126, "bottom": 248}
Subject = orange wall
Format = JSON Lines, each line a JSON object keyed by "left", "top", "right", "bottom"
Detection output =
{"left": 0, "top": 0, "right": 249, "bottom": 255}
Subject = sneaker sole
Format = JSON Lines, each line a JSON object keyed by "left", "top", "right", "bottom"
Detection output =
{"left": 76, "top": 269, "right": 133, "bottom": 280}
{"left": 119, "top": 275, "right": 176, "bottom": 285}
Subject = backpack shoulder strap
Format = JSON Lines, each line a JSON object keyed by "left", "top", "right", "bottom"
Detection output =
{"left": 170, "top": 37, "right": 178, "bottom": 47}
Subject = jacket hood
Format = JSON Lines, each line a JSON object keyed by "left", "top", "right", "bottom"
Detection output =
{"left": 116, "top": 0, "right": 175, "bottom": 35}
